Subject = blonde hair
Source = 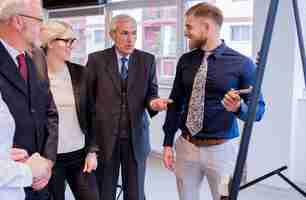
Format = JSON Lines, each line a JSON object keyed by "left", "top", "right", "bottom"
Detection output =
{"left": 110, "top": 14, "right": 137, "bottom": 33}
{"left": 40, "top": 20, "right": 75, "bottom": 48}
{"left": 186, "top": 2, "right": 223, "bottom": 27}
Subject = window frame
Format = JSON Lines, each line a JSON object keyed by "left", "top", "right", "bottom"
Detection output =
{"left": 230, "top": 24, "right": 252, "bottom": 42}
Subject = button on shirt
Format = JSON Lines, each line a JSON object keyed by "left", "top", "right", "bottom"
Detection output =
{"left": 163, "top": 42, "right": 266, "bottom": 146}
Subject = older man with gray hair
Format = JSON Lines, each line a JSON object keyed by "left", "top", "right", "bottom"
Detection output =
{"left": 0, "top": 0, "right": 59, "bottom": 200}
{"left": 86, "top": 14, "right": 170, "bottom": 200}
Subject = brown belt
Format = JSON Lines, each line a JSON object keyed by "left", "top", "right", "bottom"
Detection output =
{"left": 182, "top": 132, "right": 227, "bottom": 146}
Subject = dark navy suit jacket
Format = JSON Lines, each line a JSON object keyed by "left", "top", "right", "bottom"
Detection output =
{"left": 0, "top": 42, "right": 58, "bottom": 162}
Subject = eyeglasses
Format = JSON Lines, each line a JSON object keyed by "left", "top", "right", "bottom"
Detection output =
{"left": 18, "top": 14, "right": 43, "bottom": 23}
{"left": 54, "top": 38, "right": 76, "bottom": 47}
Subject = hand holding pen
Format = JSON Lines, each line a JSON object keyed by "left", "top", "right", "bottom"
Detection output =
{"left": 221, "top": 86, "right": 253, "bottom": 112}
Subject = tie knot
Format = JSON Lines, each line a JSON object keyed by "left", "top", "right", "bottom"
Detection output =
{"left": 121, "top": 57, "right": 128, "bottom": 64}
{"left": 16, "top": 53, "right": 26, "bottom": 62}
{"left": 204, "top": 51, "right": 211, "bottom": 59}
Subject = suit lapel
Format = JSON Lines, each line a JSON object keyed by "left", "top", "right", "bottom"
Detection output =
{"left": 26, "top": 53, "right": 39, "bottom": 105}
{"left": 67, "top": 63, "right": 81, "bottom": 116}
{"left": 0, "top": 42, "right": 28, "bottom": 96}
{"left": 127, "top": 51, "right": 138, "bottom": 92}
{"left": 105, "top": 47, "right": 121, "bottom": 93}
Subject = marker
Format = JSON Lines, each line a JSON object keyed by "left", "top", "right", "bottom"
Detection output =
{"left": 234, "top": 86, "right": 253, "bottom": 94}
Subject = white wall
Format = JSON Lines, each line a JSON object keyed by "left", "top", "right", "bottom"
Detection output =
{"left": 250, "top": 0, "right": 306, "bottom": 188}
{"left": 221, "top": 22, "right": 252, "bottom": 56}
{"left": 291, "top": 0, "right": 306, "bottom": 184}
{"left": 148, "top": 0, "right": 306, "bottom": 190}
{"left": 216, "top": 0, "right": 253, "bottom": 18}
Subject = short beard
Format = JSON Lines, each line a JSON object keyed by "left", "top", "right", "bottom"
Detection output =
{"left": 188, "top": 38, "right": 207, "bottom": 50}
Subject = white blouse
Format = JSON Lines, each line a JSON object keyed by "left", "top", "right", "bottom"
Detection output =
{"left": 49, "top": 65, "right": 85, "bottom": 154}
{"left": 0, "top": 92, "right": 32, "bottom": 200}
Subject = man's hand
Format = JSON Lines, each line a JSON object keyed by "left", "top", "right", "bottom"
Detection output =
{"left": 150, "top": 98, "right": 173, "bottom": 111}
{"left": 30, "top": 158, "right": 53, "bottom": 191}
{"left": 83, "top": 152, "right": 98, "bottom": 173}
{"left": 11, "top": 148, "right": 29, "bottom": 163}
{"left": 25, "top": 153, "right": 49, "bottom": 179}
{"left": 163, "top": 147, "right": 175, "bottom": 171}
{"left": 32, "top": 169, "right": 51, "bottom": 191}
{"left": 222, "top": 90, "right": 241, "bottom": 112}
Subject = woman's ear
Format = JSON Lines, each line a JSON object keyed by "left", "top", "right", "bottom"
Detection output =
{"left": 47, "top": 41, "right": 54, "bottom": 49}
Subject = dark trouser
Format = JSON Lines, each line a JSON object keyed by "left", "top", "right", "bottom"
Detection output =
{"left": 49, "top": 149, "right": 99, "bottom": 200}
{"left": 96, "top": 138, "right": 145, "bottom": 200}
{"left": 25, "top": 187, "right": 50, "bottom": 200}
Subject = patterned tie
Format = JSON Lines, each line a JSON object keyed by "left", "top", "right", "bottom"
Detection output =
{"left": 120, "top": 57, "right": 128, "bottom": 80}
{"left": 186, "top": 52, "right": 210, "bottom": 136}
{"left": 16, "top": 54, "right": 28, "bottom": 81}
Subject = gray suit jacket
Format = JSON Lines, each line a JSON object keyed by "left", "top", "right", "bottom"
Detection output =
{"left": 86, "top": 46, "right": 158, "bottom": 163}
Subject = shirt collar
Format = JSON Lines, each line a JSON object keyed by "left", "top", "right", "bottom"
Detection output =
{"left": 204, "top": 40, "right": 226, "bottom": 59}
{"left": 115, "top": 48, "right": 130, "bottom": 63}
{"left": 0, "top": 38, "right": 25, "bottom": 66}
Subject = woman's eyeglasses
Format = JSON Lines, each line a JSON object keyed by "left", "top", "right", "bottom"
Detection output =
{"left": 54, "top": 38, "right": 76, "bottom": 47}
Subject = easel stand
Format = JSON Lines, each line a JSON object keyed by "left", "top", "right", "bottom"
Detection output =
{"left": 224, "top": 0, "right": 306, "bottom": 199}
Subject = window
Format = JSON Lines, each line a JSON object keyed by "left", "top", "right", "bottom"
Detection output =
{"left": 112, "top": 5, "right": 178, "bottom": 79}
{"left": 50, "top": 15, "right": 105, "bottom": 65}
{"left": 185, "top": 0, "right": 253, "bottom": 56}
{"left": 230, "top": 25, "right": 251, "bottom": 41}
{"left": 94, "top": 29, "right": 104, "bottom": 43}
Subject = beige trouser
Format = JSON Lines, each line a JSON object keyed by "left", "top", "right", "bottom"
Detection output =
{"left": 174, "top": 135, "right": 238, "bottom": 200}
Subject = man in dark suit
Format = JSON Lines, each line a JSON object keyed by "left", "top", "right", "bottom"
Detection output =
{"left": 86, "top": 14, "right": 170, "bottom": 200}
{"left": 0, "top": 0, "right": 58, "bottom": 199}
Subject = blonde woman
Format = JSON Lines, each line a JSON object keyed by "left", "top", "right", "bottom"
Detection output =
{"left": 40, "top": 20, "right": 99, "bottom": 200}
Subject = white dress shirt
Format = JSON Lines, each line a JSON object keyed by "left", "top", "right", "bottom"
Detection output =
{"left": 0, "top": 92, "right": 33, "bottom": 200}
{"left": 116, "top": 49, "right": 130, "bottom": 73}
{"left": 0, "top": 39, "right": 23, "bottom": 67}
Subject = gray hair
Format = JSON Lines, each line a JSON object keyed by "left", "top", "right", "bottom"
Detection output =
{"left": 0, "top": 0, "right": 26, "bottom": 21}
{"left": 110, "top": 14, "right": 137, "bottom": 33}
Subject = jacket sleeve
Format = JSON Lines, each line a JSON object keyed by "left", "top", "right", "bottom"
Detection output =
{"left": 145, "top": 55, "right": 159, "bottom": 118}
{"left": 80, "top": 66, "right": 99, "bottom": 153}
{"left": 30, "top": 48, "right": 59, "bottom": 163}
{"left": 84, "top": 54, "right": 99, "bottom": 153}
{"left": 42, "top": 90, "right": 59, "bottom": 162}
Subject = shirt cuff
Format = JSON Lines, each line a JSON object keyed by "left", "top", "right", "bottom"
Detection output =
{"left": 17, "top": 163, "right": 33, "bottom": 187}
{"left": 237, "top": 100, "right": 248, "bottom": 118}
